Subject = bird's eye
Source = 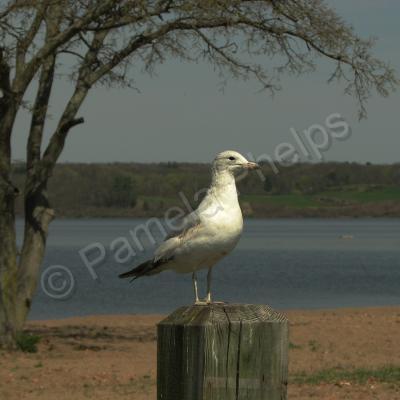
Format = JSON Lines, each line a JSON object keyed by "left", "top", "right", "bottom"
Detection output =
{"left": 228, "top": 156, "right": 236, "bottom": 161}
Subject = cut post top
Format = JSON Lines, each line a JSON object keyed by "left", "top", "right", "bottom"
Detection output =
{"left": 158, "top": 303, "right": 288, "bottom": 327}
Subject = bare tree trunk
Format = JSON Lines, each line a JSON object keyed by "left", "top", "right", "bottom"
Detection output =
{"left": 0, "top": 93, "right": 19, "bottom": 348}
{"left": 15, "top": 51, "right": 57, "bottom": 329}
{"left": 16, "top": 180, "right": 54, "bottom": 329}
{"left": 0, "top": 46, "right": 22, "bottom": 347}
{"left": 0, "top": 176, "right": 18, "bottom": 348}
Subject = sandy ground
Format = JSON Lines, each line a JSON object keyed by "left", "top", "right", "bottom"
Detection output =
{"left": 1, "top": 307, "right": 399, "bottom": 400}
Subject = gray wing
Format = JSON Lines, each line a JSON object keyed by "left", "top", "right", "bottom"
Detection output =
{"left": 164, "top": 210, "right": 201, "bottom": 240}
{"left": 154, "top": 211, "right": 202, "bottom": 263}
{"left": 118, "top": 212, "right": 203, "bottom": 280}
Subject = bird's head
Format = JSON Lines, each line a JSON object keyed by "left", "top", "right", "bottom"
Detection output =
{"left": 212, "top": 150, "right": 260, "bottom": 177}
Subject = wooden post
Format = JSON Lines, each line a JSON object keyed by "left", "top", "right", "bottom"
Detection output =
{"left": 157, "top": 304, "right": 288, "bottom": 400}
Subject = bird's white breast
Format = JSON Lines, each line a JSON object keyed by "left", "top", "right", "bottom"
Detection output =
{"left": 160, "top": 169, "right": 244, "bottom": 273}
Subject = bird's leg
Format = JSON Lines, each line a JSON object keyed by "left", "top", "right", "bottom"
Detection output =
{"left": 205, "top": 267, "right": 212, "bottom": 304}
{"left": 193, "top": 271, "right": 208, "bottom": 305}
{"left": 205, "top": 267, "right": 225, "bottom": 305}
{"left": 192, "top": 272, "right": 200, "bottom": 304}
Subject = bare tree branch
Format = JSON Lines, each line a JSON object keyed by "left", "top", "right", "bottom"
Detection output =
{"left": 12, "top": 1, "right": 117, "bottom": 93}
{"left": 25, "top": 2, "right": 63, "bottom": 171}
{"left": 40, "top": 29, "right": 108, "bottom": 176}
{"left": 15, "top": 2, "right": 47, "bottom": 76}
{"left": 0, "top": 47, "right": 11, "bottom": 98}
{"left": 26, "top": 55, "right": 55, "bottom": 169}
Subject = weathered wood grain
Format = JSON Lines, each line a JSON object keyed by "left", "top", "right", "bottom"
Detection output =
{"left": 157, "top": 304, "right": 288, "bottom": 400}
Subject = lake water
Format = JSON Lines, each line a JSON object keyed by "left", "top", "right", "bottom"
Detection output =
{"left": 15, "top": 218, "right": 400, "bottom": 320}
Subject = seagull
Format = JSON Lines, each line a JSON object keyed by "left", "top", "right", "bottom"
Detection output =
{"left": 119, "top": 150, "right": 260, "bottom": 304}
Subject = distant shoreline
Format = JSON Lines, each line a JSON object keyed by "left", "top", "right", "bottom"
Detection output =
{"left": 15, "top": 212, "right": 400, "bottom": 219}
{"left": 12, "top": 162, "right": 400, "bottom": 219}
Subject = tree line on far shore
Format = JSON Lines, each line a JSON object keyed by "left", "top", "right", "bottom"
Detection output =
{"left": 11, "top": 161, "right": 400, "bottom": 218}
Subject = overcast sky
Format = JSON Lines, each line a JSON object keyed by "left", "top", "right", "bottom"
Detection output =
{"left": 11, "top": 0, "right": 400, "bottom": 164}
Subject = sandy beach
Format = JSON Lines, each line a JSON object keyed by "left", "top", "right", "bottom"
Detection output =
{"left": 1, "top": 306, "right": 399, "bottom": 400}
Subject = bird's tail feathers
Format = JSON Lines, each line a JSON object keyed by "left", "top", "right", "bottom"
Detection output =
{"left": 118, "top": 259, "right": 156, "bottom": 282}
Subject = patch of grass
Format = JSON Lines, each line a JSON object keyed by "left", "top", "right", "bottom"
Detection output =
{"left": 73, "top": 343, "right": 104, "bottom": 351}
{"left": 139, "top": 195, "right": 180, "bottom": 209}
{"left": 242, "top": 185, "right": 400, "bottom": 210}
{"left": 243, "top": 194, "right": 320, "bottom": 208}
{"left": 292, "top": 366, "right": 400, "bottom": 386}
{"left": 114, "top": 374, "right": 155, "bottom": 396}
{"left": 16, "top": 333, "right": 40, "bottom": 353}
{"left": 319, "top": 186, "right": 400, "bottom": 203}
{"left": 308, "top": 339, "right": 320, "bottom": 352}
{"left": 289, "top": 342, "right": 302, "bottom": 350}
{"left": 82, "top": 382, "right": 94, "bottom": 397}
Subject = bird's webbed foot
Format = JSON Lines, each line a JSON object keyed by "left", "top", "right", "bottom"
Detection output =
{"left": 194, "top": 299, "right": 209, "bottom": 306}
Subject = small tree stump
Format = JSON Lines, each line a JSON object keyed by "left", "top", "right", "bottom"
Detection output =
{"left": 157, "top": 304, "right": 288, "bottom": 400}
